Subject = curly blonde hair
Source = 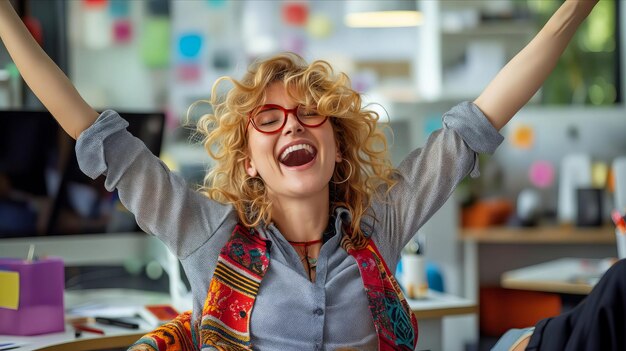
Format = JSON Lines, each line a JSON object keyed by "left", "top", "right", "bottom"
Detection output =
{"left": 193, "top": 53, "right": 397, "bottom": 245}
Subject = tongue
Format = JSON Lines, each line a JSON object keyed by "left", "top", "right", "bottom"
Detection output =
{"left": 281, "top": 149, "right": 315, "bottom": 167}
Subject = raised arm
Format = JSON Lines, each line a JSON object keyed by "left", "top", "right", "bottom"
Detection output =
{"left": 474, "top": 0, "right": 598, "bottom": 131}
{"left": 0, "top": 0, "right": 98, "bottom": 139}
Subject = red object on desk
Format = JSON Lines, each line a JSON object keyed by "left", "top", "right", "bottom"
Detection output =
{"left": 611, "top": 210, "right": 626, "bottom": 233}
{"left": 138, "top": 304, "right": 179, "bottom": 326}
{"left": 461, "top": 199, "right": 514, "bottom": 228}
{"left": 73, "top": 324, "right": 105, "bottom": 335}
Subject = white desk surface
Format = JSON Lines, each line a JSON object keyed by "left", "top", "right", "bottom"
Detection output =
{"left": 1, "top": 289, "right": 475, "bottom": 350}
{"left": 501, "top": 257, "right": 615, "bottom": 295}
{"left": 408, "top": 290, "right": 476, "bottom": 319}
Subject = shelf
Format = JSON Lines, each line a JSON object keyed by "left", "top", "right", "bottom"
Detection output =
{"left": 442, "top": 22, "right": 536, "bottom": 37}
{"left": 460, "top": 225, "right": 616, "bottom": 244}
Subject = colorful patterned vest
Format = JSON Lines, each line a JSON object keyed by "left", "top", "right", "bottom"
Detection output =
{"left": 130, "top": 224, "right": 418, "bottom": 351}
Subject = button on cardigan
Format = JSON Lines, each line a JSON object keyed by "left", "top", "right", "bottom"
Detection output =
{"left": 75, "top": 101, "right": 503, "bottom": 350}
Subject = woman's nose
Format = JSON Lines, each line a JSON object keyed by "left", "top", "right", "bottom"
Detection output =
{"left": 282, "top": 112, "right": 304, "bottom": 135}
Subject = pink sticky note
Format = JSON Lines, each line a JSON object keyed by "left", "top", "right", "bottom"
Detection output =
{"left": 176, "top": 64, "right": 202, "bottom": 82}
{"left": 113, "top": 19, "right": 132, "bottom": 43}
{"left": 529, "top": 160, "right": 555, "bottom": 188}
{"left": 281, "top": 34, "right": 306, "bottom": 55}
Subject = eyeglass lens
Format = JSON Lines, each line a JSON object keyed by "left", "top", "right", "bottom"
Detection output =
{"left": 252, "top": 105, "right": 326, "bottom": 133}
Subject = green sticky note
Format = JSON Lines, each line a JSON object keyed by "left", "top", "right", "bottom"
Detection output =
{"left": 141, "top": 16, "right": 171, "bottom": 68}
{"left": 0, "top": 271, "right": 19, "bottom": 309}
{"left": 4, "top": 63, "right": 19, "bottom": 78}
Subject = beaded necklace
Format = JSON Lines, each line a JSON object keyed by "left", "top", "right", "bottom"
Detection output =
{"left": 288, "top": 238, "right": 323, "bottom": 280}
{"left": 287, "top": 217, "right": 335, "bottom": 281}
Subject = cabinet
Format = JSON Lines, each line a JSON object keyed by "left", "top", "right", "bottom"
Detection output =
{"left": 460, "top": 225, "right": 617, "bottom": 300}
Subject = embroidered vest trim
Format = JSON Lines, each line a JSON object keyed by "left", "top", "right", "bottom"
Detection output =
{"left": 340, "top": 232, "right": 419, "bottom": 350}
{"left": 200, "top": 225, "right": 270, "bottom": 350}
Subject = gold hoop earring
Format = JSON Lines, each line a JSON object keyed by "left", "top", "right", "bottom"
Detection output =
{"left": 331, "top": 159, "right": 353, "bottom": 185}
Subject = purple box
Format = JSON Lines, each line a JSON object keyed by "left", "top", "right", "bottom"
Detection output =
{"left": 0, "top": 257, "right": 65, "bottom": 335}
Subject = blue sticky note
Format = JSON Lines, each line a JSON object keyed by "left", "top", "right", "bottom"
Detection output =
{"left": 206, "top": 0, "right": 227, "bottom": 8}
{"left": 178, "top": 33, "right": 203, "bottom": 59}
{"left": 109, "top": 0, "right": 130, "bottom": 17}
{"left": 424, "top": 114, "right": 442, "bottom": 138}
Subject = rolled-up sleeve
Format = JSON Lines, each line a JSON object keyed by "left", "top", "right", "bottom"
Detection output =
{"left": 372, "top": 101, "right": 503, "bottom": 265}
{"left": 75, "top": 110, "right": 129, "bottom": 179}
{"left": 442, "top": 101, "right": 503, "bottom": 177}
{"left": 75, "top": 110, "right": 235, "bottom": 258}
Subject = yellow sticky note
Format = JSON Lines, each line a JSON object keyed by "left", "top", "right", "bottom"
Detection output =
{"left": 0, "top": 271, "right": 19, "bottom": 309}
{"left": 591, "top": 162, "right": 608, "bottom": 188}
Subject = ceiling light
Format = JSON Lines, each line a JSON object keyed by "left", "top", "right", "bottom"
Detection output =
{"left": 345, "top": 1, "right": 422, "bottom": 28}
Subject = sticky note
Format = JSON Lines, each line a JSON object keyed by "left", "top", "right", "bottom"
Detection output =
{"left": 113, "top": 19, "right": 133, "bottom": 44}
{"left": 511, "top": 124, "right": 534, "bottom": 149}
{"left": 176, "top": 63, "right": 201, "bottom": 82}
{"left": 307, "top": 14, "right": 333, "bottom": 39}
{"left": 529, "top": 160, "right": 555, "bottom": 188}
{"left": 141, "top": 17, "right": 171, "bottom": 68}
{"left": 82, "top": 0, "right": 107, "bottom": 8}
{"left": 206, "top": 0, "right": 226, "bottom": 8}
{"left": 424, "top": 115, "right": 442, "bottom": 138}
{"left": 0, "top": 271, "right": 19, "bottom": 310}
{"left": 83, "top": 6, "right": 112, "bottom": 50}
{"left": 281, "top": 33, "right": 306, "bottom": 55}
{"left": 591, "top": 162, "right": 609, "bottom": 188}
{"left": 607, "top": 169, "right": 615, "bottom": 193}
{"left": 178, "top": 33, "right": 203, "bottom": 59}
{"left": 282, "top": 2, "right": 309, "bottom": 26}
{"left": 109, "top": 0, "right": 130, "bottom": 17}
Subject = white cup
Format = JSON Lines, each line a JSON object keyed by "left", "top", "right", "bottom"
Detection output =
{"left": 617, "top": 230, "right": 626, "bottom": 260}
{"left": 401, "top": 254, "right": 428, "bottom": 299}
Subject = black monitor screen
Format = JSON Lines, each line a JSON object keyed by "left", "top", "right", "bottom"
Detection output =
{"left": 0, "top": 110, "right": 165, "bottom": 238}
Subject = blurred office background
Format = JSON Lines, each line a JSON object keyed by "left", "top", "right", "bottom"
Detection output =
{"left": 0, "top": 0, "right": 624, "bottom": 350}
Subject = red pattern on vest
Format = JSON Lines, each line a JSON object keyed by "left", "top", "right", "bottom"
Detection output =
{"left": 341, "top": 232, "right": 419, "bottom": 350}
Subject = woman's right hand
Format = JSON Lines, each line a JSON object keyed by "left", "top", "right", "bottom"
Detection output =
{"left": 0, "top": 0, "right": 98, "bottom": 139}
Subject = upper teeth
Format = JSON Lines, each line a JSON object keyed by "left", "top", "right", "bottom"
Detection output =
{"left": 280, "top": 144, "right": 314, "bottom": 161}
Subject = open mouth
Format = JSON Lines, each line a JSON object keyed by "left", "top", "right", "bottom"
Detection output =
{"left": 279, "top": 143, "right": 317, "bottom": 167}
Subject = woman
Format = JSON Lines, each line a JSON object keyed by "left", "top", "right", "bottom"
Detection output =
{"left": 0, "top": 0, "right": 599, "bottom": 350}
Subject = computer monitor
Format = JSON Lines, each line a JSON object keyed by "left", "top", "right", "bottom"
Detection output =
{"left": 0, "top": 110, "right": 166, "bottom": 265}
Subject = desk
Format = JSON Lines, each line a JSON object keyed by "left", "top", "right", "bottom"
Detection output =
{"left": 1, "top": 332, "right": 145, "bottom": 351}
{"left": 1, "top": 289, "right": 475, "bottom": 351}
{"left": 409, "top": 290, "right": 477, "bottom": 351}
{"left": 460, "top": 225, "right": 617, "bottom": 301}
{"left": 0, "top": 289, "right": 169, "bottom": 351}
{"left": 500, "top": 257, "right": 613, "bottom": 295}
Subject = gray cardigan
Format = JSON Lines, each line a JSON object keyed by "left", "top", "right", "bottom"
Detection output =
{"left": 76, "top": 101, "right": 502, "bottom": 350}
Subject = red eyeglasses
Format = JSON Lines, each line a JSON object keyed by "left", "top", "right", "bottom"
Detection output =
{"left": 248, "top": 104, "right": 328, "bottom": 134}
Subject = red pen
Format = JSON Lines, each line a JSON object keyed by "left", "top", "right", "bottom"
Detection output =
{"left": 611, "top": 210, "right": 626, "bottom": 234}
{"left": 73, "top": 324, "right": 105, "bottom": 336}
